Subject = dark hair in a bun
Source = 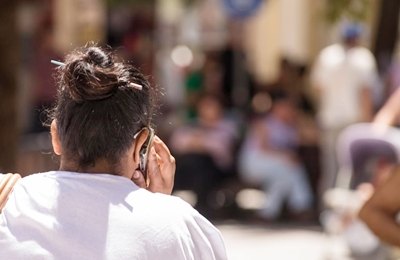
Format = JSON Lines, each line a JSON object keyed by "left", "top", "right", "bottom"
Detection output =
{"left": 61, "top": 47, "right": 120, "bottom": 102}
{"left": 51, "top": 45, "right": 155, "bottom": 169}
{"left": 84, "top": 47, "right": 113, "bottom": 67}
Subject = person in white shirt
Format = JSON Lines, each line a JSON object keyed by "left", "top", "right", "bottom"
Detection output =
{"left": 311, "top": 23, "right": 379, "bottom": 200}
{"left": 0, "top": 46, "right": 227, "bottom": 260}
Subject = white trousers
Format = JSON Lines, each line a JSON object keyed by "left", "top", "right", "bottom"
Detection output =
{"left": 239, "top": 150, "right": 313, "bottom": 219}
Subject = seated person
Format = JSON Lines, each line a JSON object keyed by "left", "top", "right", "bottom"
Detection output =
{"left": 0, "top": 46, "right": 227, "bottom": 260}
{"left": 238, "top": 92, "right": 313, "bottom": 221}
{"left": 170, "top": 93, "right": 238, "bottom": 215}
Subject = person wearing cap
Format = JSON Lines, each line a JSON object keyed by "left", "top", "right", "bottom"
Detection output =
{"left": 311, "top": 23, "right": 379, "bottom": 202}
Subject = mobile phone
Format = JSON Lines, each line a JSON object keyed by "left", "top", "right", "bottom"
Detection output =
{"left": 139, "top": 127, "right": 155, "bottom": 176}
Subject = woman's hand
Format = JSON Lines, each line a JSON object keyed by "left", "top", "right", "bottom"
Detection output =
{"left": 131, "top": 136, "right": 175, "bottom": 195}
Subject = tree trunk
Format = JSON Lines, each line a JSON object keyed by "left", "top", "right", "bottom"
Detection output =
{"left": 0, "top": 0, "right": 19, "bottom": 172}
{"left": 373, "top": 0, "right": 400, "bottom": 75}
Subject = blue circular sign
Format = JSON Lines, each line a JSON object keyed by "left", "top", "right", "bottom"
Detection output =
{"left": 222, "top": 0, "right": 264, "bottom": 19}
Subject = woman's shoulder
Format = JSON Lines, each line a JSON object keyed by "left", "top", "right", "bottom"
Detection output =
{"left": 14, "top": 171, "right": 55, "bottom": 185}
{"left": 144, "top": 193, "right": 222, "bottom": 231}
{"left": 136, "top": 190, "right": 197, "bottom": 213}
{"left": 134, "top": 191, "right": 213, "bottom": 222}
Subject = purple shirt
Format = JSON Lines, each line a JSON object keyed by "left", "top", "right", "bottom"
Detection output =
{"left": 265, "top": 115, "right": 298, "bottom": 151}
{"left": 243, "top": 114, "right": 298, "bottom": 153}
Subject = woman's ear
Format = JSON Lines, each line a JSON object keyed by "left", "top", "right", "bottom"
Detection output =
{"left": 50, "top": 120, "right": 62, "bottom": 155}
{"left": 132, "top": 128, "right": 150, "bottom": 168}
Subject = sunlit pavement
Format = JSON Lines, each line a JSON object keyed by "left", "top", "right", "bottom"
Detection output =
{"left": 215, "top": 221, "right": 353, "bottom": 260}
{"left": 176, "top": 190, "right": 350, "bottom": 259}
{"left": 175, "top": 190, "right": 389, "bottom": 259}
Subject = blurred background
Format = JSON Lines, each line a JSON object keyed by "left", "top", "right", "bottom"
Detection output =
{"left": 2, "top": 0, "right": 400, "bottom": 258}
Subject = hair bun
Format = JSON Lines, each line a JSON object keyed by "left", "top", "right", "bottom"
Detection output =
{"left": 84, "top": 47, "right": 112, "bottom": 68}
{"left": 62, "top": 47, "right": 119, "bottom": 102}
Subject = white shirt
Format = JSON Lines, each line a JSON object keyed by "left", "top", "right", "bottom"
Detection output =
{"left": 0, "top": 171, "right": 227, "bottom": 260}
{"left": 312, "top": 43, "right": 379, "bottom": 129}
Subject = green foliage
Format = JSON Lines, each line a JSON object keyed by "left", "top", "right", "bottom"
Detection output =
{"left": 325, "top": 0, "right": 371, "bottom": 24}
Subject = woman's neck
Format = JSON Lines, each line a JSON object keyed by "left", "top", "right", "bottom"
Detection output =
{"left": 59, "top": 158, "right": 118, "bottom": 175}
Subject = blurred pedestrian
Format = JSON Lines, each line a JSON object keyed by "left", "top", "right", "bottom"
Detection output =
{"left": 311, "top": 23, "right": 379, "bottom": 199}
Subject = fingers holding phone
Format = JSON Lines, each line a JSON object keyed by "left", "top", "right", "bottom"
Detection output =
{"left": 146, "top": 136, "right": 175, "bottom": 195}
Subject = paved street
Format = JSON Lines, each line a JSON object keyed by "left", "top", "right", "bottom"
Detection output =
{"left": 175, "top": 189, "right": 393, "bottom": 259}
{"left": 216, "top": 221, "right": 353, "bottom": 260}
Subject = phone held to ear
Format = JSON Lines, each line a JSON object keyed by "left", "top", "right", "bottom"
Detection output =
{"left": 139, "top": 127, "right": 155, "bottom": 177}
